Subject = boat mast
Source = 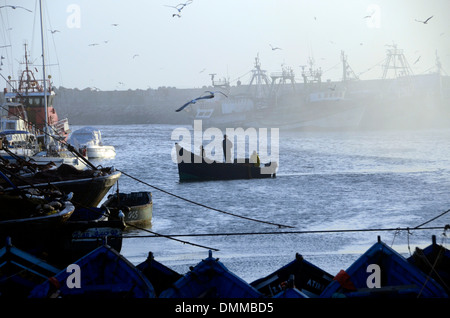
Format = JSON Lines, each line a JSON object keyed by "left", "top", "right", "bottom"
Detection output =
{"left": 39, "top": 0, "right": 49, "bottom": 149}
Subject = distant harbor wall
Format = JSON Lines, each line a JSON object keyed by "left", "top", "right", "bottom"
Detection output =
{"left": 52, "top": 84, "right": 266, "bottom": 125}
{"left": 1, "top": 73, "right": 449, "bottom": 127}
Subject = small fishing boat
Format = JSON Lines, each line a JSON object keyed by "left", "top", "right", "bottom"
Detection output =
{"left": 136, "top": 251, "right": 183, "bottom": 297}
{"left": 0, "top": 237, "right": 61, "bottom": 298}
{"left": 102, "top": 191, "right": 152, "bottom": 226}
{"left": 407, "top": 235, "right": 450, "bottom": 294}
{"left": 159, "top": 250, "right": 263, "bottom": 298}
{"left": 0, "top": 163, "right": 121, "bottom": 208}
{"left": 29, "top": 244, "right": 156, "bottom": 298}
{"left": 68, "top": 126, "right": 116, "bottom": 159}
{"left": 175, "top": 143, "right": 277, "bottom": 181}
{"left": 319, "top": 237, "right": 448, "bottom": 298}
{"left": 250, "top": 253, "right": 334, "bottom": 297}
{"left": 0, "top": 111, "right": 40, "bottom": 161}
{"left": 0, "top": 187, "right": 74, "bottom": 235}
{"left": 51, "top": 206, "right": 126, "bottom": 266}
{"left": 0, "top": 186, "right": 75, "bottom": 256}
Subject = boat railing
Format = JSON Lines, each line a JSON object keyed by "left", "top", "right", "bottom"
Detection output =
{"left": 4, "top": 77, "right": 52, "bottom": 94}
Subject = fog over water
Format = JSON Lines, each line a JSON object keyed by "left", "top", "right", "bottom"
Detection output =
{"left": 1, "top": 0, "right": 449, "bottom": 91}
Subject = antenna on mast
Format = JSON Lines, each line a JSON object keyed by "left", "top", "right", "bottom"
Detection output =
{"left": 39, "top": 0, "right": 49, "bottom": 149}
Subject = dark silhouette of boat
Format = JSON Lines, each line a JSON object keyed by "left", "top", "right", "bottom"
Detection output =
{"left": 29, "top": 244, "right": 156, "bottom": 298}
{"left": 175, "top": 143, "right": 277, "bottom": 181}
{"left": 103, "top": 191, "right": 153, "bottom": 226}
{"left": 0, "top": 163, "right": 121, "bottom": 208}
{"left": 0, "top": 237, "right": 61, "bottom": 298}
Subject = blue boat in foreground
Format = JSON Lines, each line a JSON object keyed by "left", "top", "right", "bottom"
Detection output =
{"left": 0, "top": 237, "right": 60, "bottom": 298}
{"left": 136, "top": 251, "right": 183, "bottom": 297}
{"left": 320, "top": 236, "right": 448, "bottom": 298}
{"left": 251, "top": 253, "right": 334, "bottom": 297}
{"left": 29, "top": 244, "right": 155, "bottom": 298}
{"left": 407, "top": 235, "right": 450, "bottom": 294}
{"left": 51, "top": 206, "right": 126, "bottom": 267}
{"left": 159, "top": 250, "right": 263, "bottom": 298}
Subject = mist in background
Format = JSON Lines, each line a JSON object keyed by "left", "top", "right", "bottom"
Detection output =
{"left": 1, "top": 0, "right": 449, "bottom": 91}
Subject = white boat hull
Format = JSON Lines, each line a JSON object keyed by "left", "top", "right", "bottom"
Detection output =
{"left": 87, "top": 145, "right": 116, "bottom": 159}
{"left": 31, "top": 151, "right": 88, "bottom": 170}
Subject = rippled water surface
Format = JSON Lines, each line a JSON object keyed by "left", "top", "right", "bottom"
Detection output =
{"left": 79, "top": 124, "right": 450, "bottom": 282}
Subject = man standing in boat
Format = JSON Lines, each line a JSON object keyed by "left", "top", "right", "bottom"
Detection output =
{"left": 222, "top": 134, "right": 233, "bottom": 163}
{"left": 250, "top": 150, "right": 260, "bottom": 167}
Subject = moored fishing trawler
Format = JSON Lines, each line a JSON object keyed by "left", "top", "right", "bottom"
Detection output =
{"left": 180, "top": 47, "right": 448, "bottom": 131}
{"left": 1, "top": 44, "right": 88, "bottom": 169}
{"left": 3, "top": 44, "right": 70, "bottom": 144}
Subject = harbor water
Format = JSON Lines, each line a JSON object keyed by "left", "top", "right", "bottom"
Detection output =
{"left": 83, "top": 124, "right": 450, "bottom": 283}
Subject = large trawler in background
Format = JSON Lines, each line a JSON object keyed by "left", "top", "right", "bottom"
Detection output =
{"left": 1, "top": 44, "right": 86, "bottom": 168}
{"left": 182, "top": 45, "right": 448, "bottom": 131}
{"left": 3, "top": 44, "right": 70, "bottom": 143}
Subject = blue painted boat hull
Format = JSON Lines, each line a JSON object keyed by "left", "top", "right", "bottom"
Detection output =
{"left": 159, "top": 250, "right": 263, "bottom": 298}
{"left": 320, "top": 237, "right": 448, "bottom": 298}
{"left": 407, "top": 235, "right": 450, "bottom": 294}
{"left": 251, "top": 253, "right": 333, "bottom": 297}
{"left": 136, "top": 252, "right": 183, "bottom": 297}
{"left": 29, "top": 245, "right": 155, "bottom": 298}
{"left": 0, "top": 238, "right": 60, "bottom": 298}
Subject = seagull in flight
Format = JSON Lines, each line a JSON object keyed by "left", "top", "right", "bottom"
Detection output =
{"left": 415, "top": 16, "right": 433, "bottom": 24}
{"left": 204, "top": 91, "right": 228, "bottom": 98}
{"left": 413, "top": 56, "right": 421, "bottom": 64}
{"left": 0, "top": 5, "right": 32, "bottom": 12}
{"left": 49, "top": 29, "right": 60, "bottom": 34}
{"left": 176, "top": 91, "right": 227, "bottom": 112}
{"left": 269, "top": 44, "right": 282, "bottom": 51}
{"left": 165, "top": 0, "right": 193, "bottom": 12}
{"left": 88, "top": 43, "right": 99, "bottom": 46}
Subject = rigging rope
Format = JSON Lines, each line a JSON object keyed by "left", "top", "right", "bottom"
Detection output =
{"left": 69, "top": 199, "right": 219, "bottom": 251}
{"left": 121, "top": 225, "right": 448, "bottom": 239}
{"left": 414, "top": 209, "right": 450, "bottom": 229}
{"left": 117, "top": 169, "right": 294, "bottom": 229}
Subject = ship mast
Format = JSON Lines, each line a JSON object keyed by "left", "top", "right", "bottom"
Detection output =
{"left": 341, "top": 51, "right": 359, "bottom": 81}
{"left": 39, "top": 0, "right": 49, "bottom": 149}
{"left": 381, "top": 44, "right": 413, "bottom": 79}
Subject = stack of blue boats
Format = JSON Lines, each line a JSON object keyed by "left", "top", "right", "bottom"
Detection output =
{"left": 0, "top": 235, "right": 448, "bottom": 299}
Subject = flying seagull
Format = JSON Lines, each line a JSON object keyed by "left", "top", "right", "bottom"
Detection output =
{"left": 413, "top": 56, "right": 421, "bottom": 64}
{"left": 49, "top": 29, "right": 60, "bottom": 34}
{"left": 88, "top": 43, "right": 99, "bottom": 46}
{"left": 165, "top": 1, "right": 193, "bottom": 12}
{"left": 415, "top": 16, "right": 433, "bottom": 24}
{"left": 269, "top": 44, "right": 282, "bottom": 51}
{"left": 204, "top": 91, "right": 228, "bottom": 98}
{"left": 165, "top": 5, "right": 184, "bottom": 12}
{"left": 172, "top": 13, "right": 181, "bottom": 18}
{"left": 176, "top": 91, "right": 227, "bottom": 112}
{"left": 0, "top": 5, "right": 32, "bottom": 12}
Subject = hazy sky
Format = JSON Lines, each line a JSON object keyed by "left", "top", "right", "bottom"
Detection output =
{"left": 1, "top": 0, "right": 449, "bottom": 91}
